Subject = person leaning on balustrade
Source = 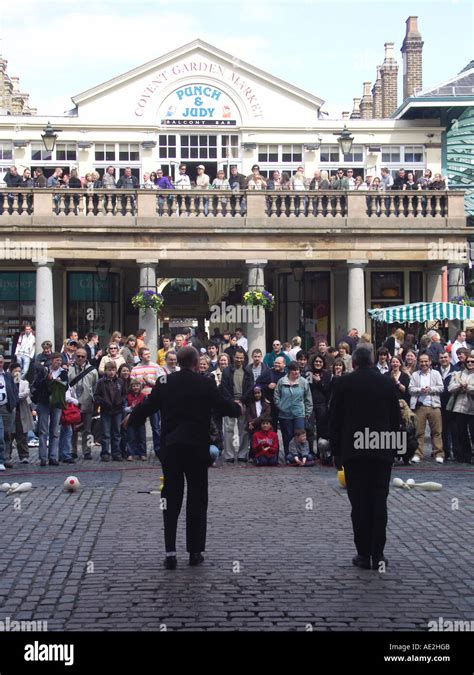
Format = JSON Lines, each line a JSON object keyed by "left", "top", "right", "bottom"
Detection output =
{"left": 246, "top": 164, "right": 267, "bottom": 190}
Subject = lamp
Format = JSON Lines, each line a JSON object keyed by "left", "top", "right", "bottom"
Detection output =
{"left": 292, "top": 262, "right": 304, "bottom": 283}
{"left": 96, "top": 260, "right": 111, "bottom": 282}
{"left": 336, "top": 125, "right": 354, "bottom": 156}
{"left": 41, "top": 121, "right": 61, "bottom": 153}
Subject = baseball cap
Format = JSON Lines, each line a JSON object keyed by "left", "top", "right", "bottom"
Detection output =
{"left": 197, "top": 164, "right": 205, "bottom": 170}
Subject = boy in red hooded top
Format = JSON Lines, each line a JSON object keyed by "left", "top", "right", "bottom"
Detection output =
{"left": 252, "top": 419, "right": 279, "bottom": 466}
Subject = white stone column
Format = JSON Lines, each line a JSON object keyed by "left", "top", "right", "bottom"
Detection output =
{"left": 34, "top": 259, "right": 55, "bottom": 353}
{"left": 426, "top": 265, "right": 443, "bottom": 302}
{"left": 347, "top": 260, "right": 368, "bottom": 337}
{"left": 137, "top": 260, "right": 158, "bottom": 358}
{"left": 245, "top": 259, "right": 267, "bottom": 355}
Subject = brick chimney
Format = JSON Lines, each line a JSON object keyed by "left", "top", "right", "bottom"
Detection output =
{"left": 360, "top": 82, "right": 373, "bottom": 119}
{"left": 401, "top": 16, "right": 423, "bottom": 98}
{"left": 350, "top": 97, "right": 361, "bottom": 119}
{"left": 380, "top": 43, "right": 398, "bottom": 117}
{"left": 372, "top": 65, "right": 383, "bottom": 119}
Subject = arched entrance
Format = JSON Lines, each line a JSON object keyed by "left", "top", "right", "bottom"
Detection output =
{"left": 157, "top": 277, "right": 241, "bottom": 335}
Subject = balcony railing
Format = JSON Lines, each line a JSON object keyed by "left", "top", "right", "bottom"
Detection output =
{"left": 0, "top": 188, "right": 465, "bottom": 224}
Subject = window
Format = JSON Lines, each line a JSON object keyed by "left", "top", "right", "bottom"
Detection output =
{"left": 0, "top": 142, "right": 13, "bottom": 161}
{"left": 119, "top": 143, "right": 139, "bottom": 162}
{"left": 0, "top": 272, "right": 36, "bottom": 358}
{"left": 342, "top": 145, "right": 363, "bottom": 163}
{"left": 320, "top": 145, "right": 339, "bottom": 163}
{"left": 95, "top": 144, "right": 116, "bottom": 162}
{"left": 409, "top": 272, "right": 423, "bottom": 303}
{"left": 258, "top": 144, "right": 278, "bottom": 163}
{"left": 278, "top": 272, "right": 330, "bottom": 349}
{"left": 31, "top": 142, "right": 52, "bottom": 162}
{"left": 404, "top": 145, "right": 424, "bottom": 163}
{"left": 221, "top": 135, "right": 239, "bottom": 159}
{"left": 181, "top": 135, "right": 217, "bottom": 160}
{"left": 371, "top": 272, "right": 404, "bottom": 301}
{"left": 282, "top": 144, "right": 303, "bottom": 163}
{"left": 158, "top": 135, "right": 177, "bottom": 159}
{"left": 56, "top": 143, "right": 77, "bottom": 161}
{"left": 67, "top": 272, "right": 120, "bottom": 347}
{"left": 381, "top": 146, "right": 401, "bottom": 163}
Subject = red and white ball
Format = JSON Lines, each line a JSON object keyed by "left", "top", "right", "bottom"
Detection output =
{"left": 64, "top": 476, "right": 80, "bottom": 493}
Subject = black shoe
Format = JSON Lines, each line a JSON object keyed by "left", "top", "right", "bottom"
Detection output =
{"left": 83, "top": 454, "right": 92, "bottom": 460}
{"left": 71, "top": 453, "right": 78, "bottom": 459}
{"left": 237, "top": 458, "right": 248, "bottom": 463}
{"left": 48, "top": 460, "right": 59, "bottom": 466}
{"left": 40, "top": 460, "right": 47, "bottom": 467}
{"left": 62, "top": 458, "right": 75, "bottom": 464}
{"left": 163, "top": 556, "right": 177, "bottom": 570}
{"left": 112, "top": 456, "right": 123, "bottom": 462}
{"left": 189, "top": 553, "right": 204, "bottom": 567}
{"left": 372, "top": 556, "right": 388, "bottom": 570}
{"left": 4, "top": 461, "right": 13, "bottom": 469}
{"left": 100, "top": 455, "right": 111, "bottom": 462}
{"left": 352, "top": 555, "right": 371, "bottom": 569}
{"left": 225, "top": 458, "right": 235, "bottom": 464}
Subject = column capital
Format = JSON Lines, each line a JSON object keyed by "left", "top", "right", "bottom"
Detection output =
{"left": 245, "top": 259, "right": 268, "bottom": 268}
{"left": 33, "top": 258, "right": 55, "bottom": 267}
{"left": 346, "top": 259, "right": 368, "bottom": 267}
{"left": 136, "top": 259, "right": 157, "bottom": 266}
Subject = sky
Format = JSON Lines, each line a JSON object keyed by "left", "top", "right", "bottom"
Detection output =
{"left": 0, "top": 0, "right": 472, "bottom": 117}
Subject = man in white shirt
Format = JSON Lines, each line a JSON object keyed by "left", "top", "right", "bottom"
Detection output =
{"left": 346, "top": 169, "right": 356, "bottom": 190}
{"left": 450, "top": 330, "right": 467, "bottom": 366}
{"left": 408, "top": 353, "right": 444, "bottom": 464}
{"left": 235, "top": 328, "right": 248, "bottom": 353}
{"left": 14, "top": 324, "right": 36, "bottom": 379}
{"left": 195, "top": 164, "right": 210, "bottom": 215}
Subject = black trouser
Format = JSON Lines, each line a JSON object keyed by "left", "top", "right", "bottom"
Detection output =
{"left": 344, "top": 460, "right": 392, "bottom": 559}
{"left": 441, "top": 407, "right": 454, "bottom": 460}
{"left": 161, "top": 444, "right": 209, "bottom": 553}
{"left": 452, "top": 412, "right": 473, "bottom": 463}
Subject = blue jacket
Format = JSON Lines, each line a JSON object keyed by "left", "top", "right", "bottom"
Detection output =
{"left": 263, "top": 350, "right": 291, "bottom": 368}
{"left": 274, "top": 375, "right": 313, "bottom": 419}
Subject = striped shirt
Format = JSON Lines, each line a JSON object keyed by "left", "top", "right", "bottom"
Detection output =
{"left": 131, "top": 362, "right": 164, "bottom": 396}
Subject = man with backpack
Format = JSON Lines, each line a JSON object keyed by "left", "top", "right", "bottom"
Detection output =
{"left": 68, "top": 348, "right": 98, "bottom": 460}
{"left": 32, "top": 352, "right": 68, "bottom": 466}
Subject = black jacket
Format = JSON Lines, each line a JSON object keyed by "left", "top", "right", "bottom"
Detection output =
{"left": 128, "top": 368, "right": 241, "bottom": 462}
{"left": 244, "top": 361, "right": 270, "bottom": 386}
{"left": 255, "top": 368, "right": 286, "bottom": 405}
{"left": 435, "top": 364, "right": 456, "bottom": 407}
{"left": 3, "top": 172, "right": 22, "bottom": 188}
{"left": 94, "top": 376, "right": 124, "bottom": 415}
{"left": 384, "top": 370, "right": 411, "bottom": 404}
{"left": 221, "top": 366, "right": 254, "bottom": 403}
{"left": 329, "top": 366, "right": 401, "bottom": 468}
{"left": 309, "top": 370, "right": 332, "bottom": 407}
{"left": 0, "top": 371, "right": 19, "bottom": 412}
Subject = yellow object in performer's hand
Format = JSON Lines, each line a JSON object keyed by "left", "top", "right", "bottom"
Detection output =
{"left": 337, "top": 468, "right": 346, "bottom": 488}
{"left": 160, "top": 476, "right": 164, "bottom": 490}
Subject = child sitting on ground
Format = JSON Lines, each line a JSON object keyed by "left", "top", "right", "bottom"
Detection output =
{"left": 252, "top": 418, "right": 279, "bottom": 466}
{"left": 287, "top": 428, "right": 315, "bottom": 466}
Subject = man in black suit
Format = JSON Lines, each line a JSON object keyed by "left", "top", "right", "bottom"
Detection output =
{"left": 329, "top": 348, "right": 401, "bottom": 570}
{"left": 125, "top": 346, "right": 241, "bottom": 570}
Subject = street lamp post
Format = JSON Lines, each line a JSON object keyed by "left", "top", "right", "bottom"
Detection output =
{"left": 41, "top": 121, "right": 62, "bottom": 153}
{"left": 336, "top": 125, "right": 354, "bottom": 156}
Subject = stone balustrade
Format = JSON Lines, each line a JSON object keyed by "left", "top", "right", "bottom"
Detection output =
{"left": 0, "top": 188, "right": 466, "bottom": 226}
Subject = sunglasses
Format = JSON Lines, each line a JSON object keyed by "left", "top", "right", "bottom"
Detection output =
{"left": 76, "top": 354, "right": 86, "bottom": 358}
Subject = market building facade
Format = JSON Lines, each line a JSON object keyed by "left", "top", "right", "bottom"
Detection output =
{"left": 0, "top": 17, "right": 471, "bottom": 355}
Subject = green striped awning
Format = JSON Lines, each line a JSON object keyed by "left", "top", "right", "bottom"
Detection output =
{"left": 368, "top": 302, "right": 474, "bottom": 323}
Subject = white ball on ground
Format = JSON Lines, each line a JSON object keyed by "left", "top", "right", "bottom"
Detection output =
{"left": 64, "top": 476, "right": 80, "bottom": 492}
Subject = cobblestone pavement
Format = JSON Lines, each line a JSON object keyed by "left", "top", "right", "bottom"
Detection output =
{"left": 0, "top": 448, "right": 472, "bottom": 632}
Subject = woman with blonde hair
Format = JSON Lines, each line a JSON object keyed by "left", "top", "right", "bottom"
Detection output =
{"left": 121, "top": 335, "right": 140, "bottom": 368}
{"left": 211, "top": 353, "right": 229, "bottom": 387}
{"left": 398, "top": 399, "right": 418, "bottom": 465}
{"left": 384, "top": 328, "right": 405, "bottom": 358}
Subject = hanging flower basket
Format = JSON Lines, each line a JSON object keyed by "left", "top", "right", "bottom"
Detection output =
{"left": 131, "top": 290, "right": 164, "bottom": 313}
{"left": 243, "top": 289, "right": 275, "bottom": 312}
{"left": 451, "top": 294, "right": 474, "bottom": 307}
